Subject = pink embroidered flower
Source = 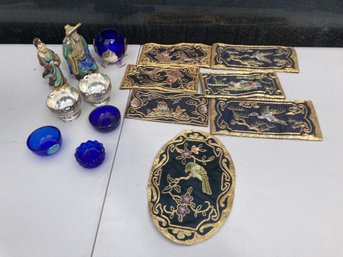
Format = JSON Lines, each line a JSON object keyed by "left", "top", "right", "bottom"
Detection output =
{"left": 181, "top": 192, "right": 193, "bottom": 205}
{"left": 176, "top": 144, "right": 193, "bottom": 164}
{"left": 182, "top": 150, "right": 192, "bottom": 158}
{"left": 191, "top": 145, "right": 200, "bottom": 154}
{"left": 176, "top": 204, "right": 190, "bottom": 217}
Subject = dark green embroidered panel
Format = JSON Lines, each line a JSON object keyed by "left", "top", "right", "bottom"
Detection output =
{"left": 148, "top": 130, "right": 235, "bottom": 245}
{"left": 200, "top": 72, "right": 285, "bottom": 99}
{"left": 125, "top": 90, "right": 209, "bottom": 126}
{"left": 211, "top": 43, "right": 299, "bottom": 73}
{"left": 210, "top": 98, "right": 322, "bottom": 140}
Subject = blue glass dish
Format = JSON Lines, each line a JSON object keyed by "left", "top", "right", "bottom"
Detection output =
{"left": 89, "top": 105, "right": 121, "bottom": 132}
{"left": 74, "top": 140, "right": 105, "bottom": 168}
{"left": 26, "top": 126, "right": 62, "bottom": 156}
{"left": 93, "top": 28, "right": 126, "bottom": 64}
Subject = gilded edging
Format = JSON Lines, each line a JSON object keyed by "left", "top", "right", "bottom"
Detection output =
{"left": 210, "top": 43, "right": 299, "bottom": 73}
{"left": 199, "top": 72, "right": 286, "bottom": 99}
{"left": 147, "top": 130, "right": 236, "bottom": 245}
{"left": 124, "top": 90, "right": 209, "bottom": 127}
{"left": 138, "top": 42, "right": 212, "bottom": 68}
{"left": 209, "top": 98, "right": 323, "bottom": 140}
{"left": 120, "top": 64, "right": 200, "bottom": 93}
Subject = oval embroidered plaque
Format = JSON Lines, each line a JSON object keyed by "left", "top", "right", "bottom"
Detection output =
{"left": 147, "top": 130, "right": 235, "bottom": 245}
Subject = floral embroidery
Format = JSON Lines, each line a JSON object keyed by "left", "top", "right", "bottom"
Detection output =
{"left": 146, "top": 101, "right": 190, "bottom": 121}
{"left": 125, "top": 90, "right": 209, "bottom": 126}
{"left": 162, "top": 142, "right": 217, "bottom": 222}
{"left": 175, "top": 143, "right": 208, "bottom": 165}
{"left": 180, "top": 191, "right": 193, "bottom": 204}
{"left": 163, "top": 186, "right": 213, "bottom": 222}
{"left": 176, "top": 204, "right": 190, "bottom": 221}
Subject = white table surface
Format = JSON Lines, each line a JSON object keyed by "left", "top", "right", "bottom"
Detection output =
{"left": 0, "top": 45, "right": 342, "bottom": 257}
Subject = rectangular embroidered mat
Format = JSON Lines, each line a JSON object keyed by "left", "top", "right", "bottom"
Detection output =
{"left": 120, "top": 65, "right": 199, "bottom": 93}
{"left": 138, "top": 43, "right": 211, "bottom": 68}
{"left": 211, "top": 43, "right": 299, "bottom": 73}
{"left": 200, "top": 72, "right": 285, "bottom": 99}
{"left": 125, "top": 90, "right": 209, "bottom": 126}
{"left": 210, "top": 98, "right": 322, "bottom": 140}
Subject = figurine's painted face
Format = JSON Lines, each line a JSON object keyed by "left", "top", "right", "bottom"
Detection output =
{"left": 37, "top": 43, "right": 48, "bottom": 54}
{"left": 71, "top": 32, "right": 80, "bottom": 42}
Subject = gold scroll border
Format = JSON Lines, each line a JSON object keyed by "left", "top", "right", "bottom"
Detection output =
{"left": 124, "top": 90, "right": 209, "bottom": 127}
{"left": 120, "top": 64, "right": 200, "bottom": 93}
{"left": 209, "top": 98, "right": 323, "bottom": 141}
{"left": 210, "top": 43, "right": 299, "bottom": 73}
{"left": 147, "top": 129, "right": 236, "bottom": 245}
{"left": 199, "top": 72, "right": 286, "bottom": 99}
{"left": 138, "top": 42, "right": 212, "bottom": 68}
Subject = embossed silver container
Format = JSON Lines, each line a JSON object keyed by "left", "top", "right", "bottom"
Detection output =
{"left": 78, "top": 73, "right": 112, "bottom": 106}
{"left": 46, "top": 86, "right": 81, "bottom": 122}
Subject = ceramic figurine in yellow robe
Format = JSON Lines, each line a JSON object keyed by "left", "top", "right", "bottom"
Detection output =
{"left": 62, "top": 23, "right": 98, "bottom": 80}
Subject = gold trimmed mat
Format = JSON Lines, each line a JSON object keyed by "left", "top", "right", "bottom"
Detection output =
{"left": 120, "top": 64, "right": 199, "bottom": 93}
{"left": 210, "top": 98, "right": 322, "bottom": 140}
{"left": 138, "top": 43, "right": 211, "bottom": 68}
{"left": 147, "top": 130, "right": 235, "bottom": 245}
{"left": 211, "top": 43, "right": 299, "bottom": 73}
{"left": 200, "top": 72, "right": 285, "bottom": 99}
{"left": 125, "top": 90, "right": 209, "bottom": 126}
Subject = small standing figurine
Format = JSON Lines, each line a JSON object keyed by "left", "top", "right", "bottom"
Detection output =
{"left": 62, "top": 23, "right": 98, "bottom": 80}
{"left": 33, "top": 37, "right": 67, "bottom": 88}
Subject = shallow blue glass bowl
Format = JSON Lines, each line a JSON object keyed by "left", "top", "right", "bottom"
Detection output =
{"left": 75, "top": 140, "right": 105, "bottom": 168}
{"left": 26, "top": 126, "right": 62, "bottom": 156}
{"left": 89, "top": 105, "right": 121, "bottom": 132}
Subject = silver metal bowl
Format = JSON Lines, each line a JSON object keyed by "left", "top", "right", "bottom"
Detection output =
{"left": 78, "top": 73, "right": 112, "bottom": 106}
{"left": 46, "top": 86, "right": 81, "bottom": 122}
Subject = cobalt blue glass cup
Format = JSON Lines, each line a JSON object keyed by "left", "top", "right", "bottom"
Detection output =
{"left": 89, "top": 105, "right": 121, "bottom": 132}
{"left": 93, "top": 28, "right": 126, "bottom": 64}
{"left": 74, "top": 140, "right": 105, "bottom": 169}
{"left": 26, "top": 126, "right": 62, "bottom": 156}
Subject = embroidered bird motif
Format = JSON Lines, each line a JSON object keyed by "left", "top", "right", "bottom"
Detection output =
{"left": 185, "top": 162, "right": 212, "bottom": 195}
{"left": 226, "top": 80, "right": 261, "bottom": 91}
{"left": 248, "top": 106, "right": 287, "bottom": 126}
{"left": 250, "top": 51, "right": 272, "bottom": 63}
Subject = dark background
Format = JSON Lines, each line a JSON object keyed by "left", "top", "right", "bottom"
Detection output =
{"left": 1, "top": 0, "right": 343, "bottom": 46}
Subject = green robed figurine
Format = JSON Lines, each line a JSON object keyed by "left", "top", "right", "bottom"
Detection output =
{"left": 33, "top": 37, "right": 67, "bottom": 88}
{"left": 62, "top": 23, "right": 98, "bottom": 80}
